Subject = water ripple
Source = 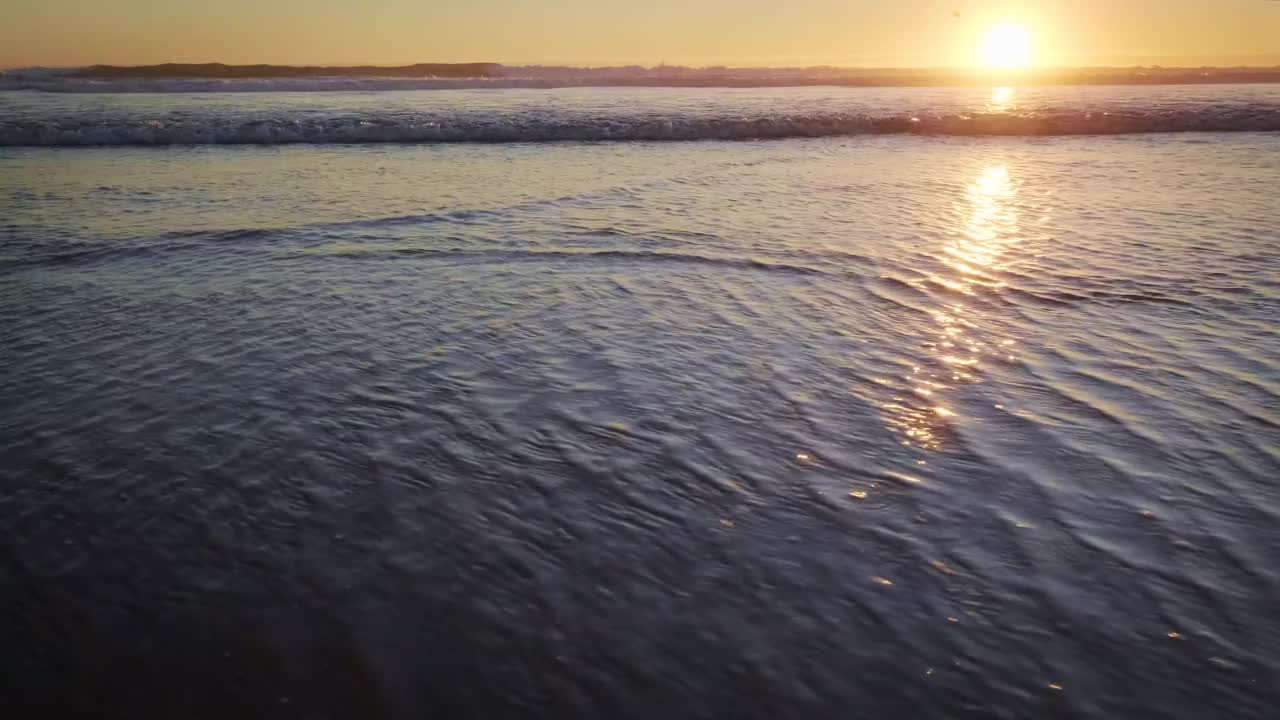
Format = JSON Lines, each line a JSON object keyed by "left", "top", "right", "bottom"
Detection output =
{"left": 1, "top": 130, "right": 1277, "bottom": 718}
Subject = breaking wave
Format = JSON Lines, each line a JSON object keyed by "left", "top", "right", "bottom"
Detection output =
{"left": 3, "top": 107, "right": 1278, "bottom": 146}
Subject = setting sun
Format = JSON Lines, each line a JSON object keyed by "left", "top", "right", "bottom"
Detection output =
{"left": 980, "top": 23, "right": 1033, "bottom": 69}
{"left": 4, "top": 0, "right": 1280, "bottom": 716}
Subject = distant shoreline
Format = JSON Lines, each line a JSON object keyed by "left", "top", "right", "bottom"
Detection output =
{"left": 3, "top": 63, "right": 1279, "bottom": 88}
{"left": 71, "top": 63, "right": 502, "bottom": 79}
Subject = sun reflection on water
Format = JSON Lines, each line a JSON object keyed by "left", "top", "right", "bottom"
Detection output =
{"left": 884, "top": 165, "right": 1022, "bottom": 450}
{"left": 987, "top": 86, "right": 1017, "bottom": 113}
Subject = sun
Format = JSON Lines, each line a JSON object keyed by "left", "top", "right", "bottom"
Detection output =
{"left": 979, "top": 23, "right": 1033, "bottom": 69}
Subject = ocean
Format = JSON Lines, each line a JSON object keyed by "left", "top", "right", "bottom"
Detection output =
{"left": 1, "top": 84, "right": 1278, "bottom": 718}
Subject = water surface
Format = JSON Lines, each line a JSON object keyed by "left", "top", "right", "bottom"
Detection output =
{"left": 1, "top": 89, "right": 1279, "bottom": 719}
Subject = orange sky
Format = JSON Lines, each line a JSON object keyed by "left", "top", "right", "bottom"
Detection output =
{"left": 4, "top": 0, "right": 1279, "bottom": 68}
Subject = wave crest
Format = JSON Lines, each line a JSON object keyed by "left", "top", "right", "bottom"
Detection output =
{"left": 3, "top": 108, "right": 1278, "bottom": 146}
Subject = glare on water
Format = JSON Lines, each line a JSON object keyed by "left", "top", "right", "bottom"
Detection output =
{"left": 987, "top": 86, "right": 1017, "bottom": 113}
{"left": 884, "top": 165, "right": 1025, "bottom": 450}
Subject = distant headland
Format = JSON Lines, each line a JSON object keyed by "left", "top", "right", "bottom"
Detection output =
{"left": 71, "top": 63, "right": 502, "bottom": 79}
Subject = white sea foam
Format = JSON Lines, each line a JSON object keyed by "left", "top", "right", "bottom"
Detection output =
{"left": 2, "top": 108, "right": 1278, "bottom": 146}
{"left": 2, "top": 81, "right": 1278, "bottom": 145}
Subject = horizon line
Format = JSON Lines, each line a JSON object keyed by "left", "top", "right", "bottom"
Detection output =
{"left": 7, "top": 61, "right": 1280, "bottom": 72}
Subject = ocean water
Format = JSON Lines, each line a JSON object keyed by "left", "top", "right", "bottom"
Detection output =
{"left": 4, "top": 84, "right": 1280, "bottom": 144}
{"left": 1, "top": 86, "right": 1279, "bottom": 718}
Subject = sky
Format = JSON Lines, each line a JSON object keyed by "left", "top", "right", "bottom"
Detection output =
{"left": 3, "top": 0, "right": 1279, "bottom": 69}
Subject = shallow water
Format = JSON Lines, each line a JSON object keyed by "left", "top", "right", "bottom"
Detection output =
{"left": 1, "top": 101, "right": 1279, "bottom": 718}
